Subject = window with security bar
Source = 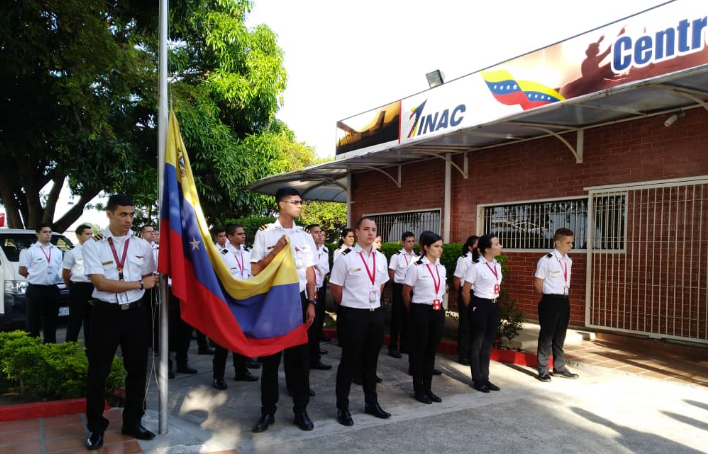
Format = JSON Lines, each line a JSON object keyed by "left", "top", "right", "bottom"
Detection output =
{"left": 366, "top": 209, "right": 441, "bottom": 243}
{"left": 480, "top": 198, "right": 591, "bottom": 250}
{"left": 590, "top": 193, "right": 627, "bottom": 251}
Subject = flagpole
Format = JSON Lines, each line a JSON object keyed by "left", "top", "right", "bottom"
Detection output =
{"left": 157, "top": 0, "right": 170, "bottom": 435}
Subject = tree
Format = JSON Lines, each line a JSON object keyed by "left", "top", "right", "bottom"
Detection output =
{"left": 300, "top": 201, "right": 348, "bottom": 243}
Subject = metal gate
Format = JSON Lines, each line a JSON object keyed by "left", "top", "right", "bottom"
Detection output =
{"left": 586, "top": 178, "right": 708, "bottom": 344}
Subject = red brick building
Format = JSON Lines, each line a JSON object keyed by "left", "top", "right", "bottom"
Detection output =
{"left": 252, "top": 2, "right": 708, "bottom": 345}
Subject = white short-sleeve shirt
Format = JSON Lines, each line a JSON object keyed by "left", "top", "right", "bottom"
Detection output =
{"left": 314, "top": 245, "right": 330, "bottom": 289}
{"left": 20, "top": 242, "right": 63, "bottom": 286}
{"left": 403, "top": 256, "right": 447, "bottom": 305}
{"left": 330, "top": 244, "right": 389, "bottom": 309}
{"left": 250, "top": 219, "right": 316, "bottom": 292}
{"left": 226, "top": 243, "right": 252, "bottom": 279}
{"left": 83, "top": 229, "right": 156, "bottom": 304}
{"left": 453, "top": 253, "right": 475, "bottom": 285}
{"left": 389, "top": 248, "right": 417, "bottom": 284}
{"left": 62, "top": 243, "right": 90, "bottom": 283}
{"left": 464, "top": 256, "right": 502, "bottom": 299}
{"left": 535, "top": 249, "right": 572, "bottom": 295}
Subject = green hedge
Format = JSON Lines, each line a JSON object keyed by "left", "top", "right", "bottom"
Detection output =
{"left": 0, "top": 331, "right": 125, "bottom": 401}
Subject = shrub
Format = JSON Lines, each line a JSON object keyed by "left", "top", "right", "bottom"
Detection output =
{"left": 0, "top": 331, "right": 125, "bottom": 401}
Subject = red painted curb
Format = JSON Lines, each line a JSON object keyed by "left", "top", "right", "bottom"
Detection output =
{"left": 0, "top": 398, "right": 110, "bottom": 422}
{"left": 323, "top": 328, "right": 542, "bottom": 368}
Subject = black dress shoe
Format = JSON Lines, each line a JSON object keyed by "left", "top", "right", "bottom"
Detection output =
{"left": 319, "top": 348, "right": 328, "bottom": 355}
{"left": 198, "top": 347, "right": 215, "bottom": 355}
{"left": 85, "top": 431, "right": 104, "bottom": 449}
{"left": 537, "top": 372, "right": 552, "bottom": 382}
{"left": 234, "top": 370, "right": 259, "bottom": 382}
{"left": 252, "top": 413, "right": 275, "bottom": 433}
{"left": 337, "top": 408, "right": 354, "bottom": 426}
{"left": 432, "top": 368, "right": 442, "bottom": 376}
{"left": 414, "top": 392, "right": 432, "bottom": 404}
{"left": 458, "top": 357, "right": 470, "bottom": 366}
{"left": 486, "top": 381, "right": 501, "bottom": 391}
{"left": 428, "top": 391, "right": 442, "bottom": 403}
{"left": 121, "top": 424, "right": 155, "bottom": 440}
{"left": 554, "top": 369, "right": 579, "bottom": 379}
{"left": 310, "top": 360, "right": 332, "bottom": 370}
{"left": 364, "top": 402, "right": 391, "bottom": 419}
{"left": 177, "top": 363, "right": 198, "bottom": 374}
{"left": 213, "top": 378, "right": 228, "bottom": 390}
{"left": 294, "top": 410, "right": 314, "bottom": 431}
{"left": 473, "top": 382, "right": 490, "bottom": 393}
{"left": 246, "top": 358, "right": 261, "bottom": 369}
{"left": 388, "top": 348, "right": 402, "bottom": 359}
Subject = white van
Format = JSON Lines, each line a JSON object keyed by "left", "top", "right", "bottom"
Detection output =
{"left": 0, "top": 229, "right": 74, "bottom": 328}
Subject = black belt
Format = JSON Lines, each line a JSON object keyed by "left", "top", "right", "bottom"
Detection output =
{"left": 544, "top": 294, "right": 569, "bottom": 299}
{"left": 28, "top": 283, "right": 58, "bottom": 288}
{"left": 473, "top": 295, "right": 498, "bottom": 304}
{"left": 94, "top": 299, "right": 141, "bottom": 311}
{"left": 70, "top": 282, "right": 93, "bottom": 286}
{"left": 340, "top": 305, "right": 383, "bottom": 313}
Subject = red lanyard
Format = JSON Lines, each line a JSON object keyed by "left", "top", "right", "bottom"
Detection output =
{"left": 403, "top": 253, "right": 409, "bottom": 266}
{"left": 39, "top": 245, "right": 52, "bottom": 264}
{"left": 555, "top": 252, "right": 568, "bottom": 285}
{"left": 485, "top": 261, "right": 499, "bottom": 281}
{"left": 359, "top": 251, "right": 376, "bottom": 287}
{"left": 234, "top": 251, "right": 244, "bottom": 275}
{"left": 426, "top": 263, "right": 441, "bottom": 295}
{"left": 108, "top": 237, "right": 130, "bottom": 281}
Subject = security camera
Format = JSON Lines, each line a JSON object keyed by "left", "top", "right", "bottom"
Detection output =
{"left": 664, "top": 111, "right": 685, "bottom": 127}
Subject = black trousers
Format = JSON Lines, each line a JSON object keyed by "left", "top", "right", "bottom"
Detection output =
{"left": 409, "top": 303, "right": 445, "bottom": 393}
{"left": 86, "top": 300, "right": 148, "bottom": 433}
{"left": 389, "top": 283, "right": 409, "bottom": 352}
{"left": 168, "top": 289, "right": 193, "bottom": 365}
{"left": 457, "top": 287, "right": 471, "bottom": 360}
{"left": 336, "top": 305, "right": 385, "bottom": 410}
{"left": 66, "top": 282, "right": 94, "bottom": 348}
{"left": 537, "top": 294, "right": 571, "bottom": 374}
{"left": 468, "top": 296, "right": 499, "bottom": 385}
{"left": 260, "top": 292, "right": 310, "bottom": 415}
{"left": 25, "top": 284, "right": 59, "bottom": 344}
{"left": 308, "top": 281, "right": 327, "bottom": 364}
{"left": 213, "top": 346, "right": 249, "bottom": 379}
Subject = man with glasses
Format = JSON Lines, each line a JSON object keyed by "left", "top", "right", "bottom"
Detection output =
{"left": 249, "top": 187, "right": 317, "bottom": 433}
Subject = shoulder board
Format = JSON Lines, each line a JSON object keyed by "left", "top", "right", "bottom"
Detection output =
{"left": 259, "top": 224, "right": 272, "bottom": 231}
{"left": 546, "top": 253, "right": 553, "bottom": 258}
{"left": 323, "top": 246, "right": 328, "bottom": 252}
{"left": 341, "top": 248, "right": 351, "bottom": 256}
{"left": 92, "top": 233, "right": 104, "bottom": 242}
{"left": 221, "top": 249, "right": 228, "bottom": 255}
{"left": 394, "top": 251, "right": 400, "bottom": 255}
{"left": 244, "top": 246, "right": 251, "bottom": 252}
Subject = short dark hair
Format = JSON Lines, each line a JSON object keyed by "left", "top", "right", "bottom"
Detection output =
{"left": 140, "top": 224, "right": 155, "bottom": 233}
{"left": 75, "top": 224, "right": 92, "bottom": 235}
{"left": 554, "top": 228, "right": 574, "bottom": 242}
{"left": 212, "top": 226, "right": 226, "bottom": 235}
{"left": 274, "top": 187, "right": 301, "bottom": 205}
{"left": 106, "top": 194, "right": 134, "bottom": 211}
{"left": 401, "top": 231, "right": 414, "bottom": 241}
{"left": 35, "top": 223, "right": 51, "bottom": 233}
{"left": 225, "top": 223, "right": 244, "bottom": 237}
{"left": 305, "top": 224, "right": 320, "bottom": 233}
{"left": 355, "top": 216, "right": 376, "bottom": 229}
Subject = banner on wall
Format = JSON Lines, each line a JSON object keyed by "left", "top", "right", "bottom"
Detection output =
{"left": 337, "top": 0, "right": 708, "bottom": 158}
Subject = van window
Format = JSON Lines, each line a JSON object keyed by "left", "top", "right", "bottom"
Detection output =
{"left": 0, "top": 234, "right": 74, "bottom": 262}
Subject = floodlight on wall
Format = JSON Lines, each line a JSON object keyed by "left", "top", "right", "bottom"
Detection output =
{"left": 664, "top": 110, "right": 685, "bottom": 127}
{"left": 426, "top": 70, "right": 446, "bottom": 88}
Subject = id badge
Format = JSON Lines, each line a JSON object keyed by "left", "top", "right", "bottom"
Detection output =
{"left": 369, "top": 290, "right": 378, "bottom": 305}
{"left": 47, "top": 267, "right": 54, "bottom": 275}
{"left": 432, "top": 299, "right": 441, "bottom": 311}
{"left": 564, "top": 286, "right": 568, "bottom": 295}
{"left": 494, "top": 284, "right": 500, "bottom": 296}
{"left": 118, "top": 292, "right": 129, "bottom": 304}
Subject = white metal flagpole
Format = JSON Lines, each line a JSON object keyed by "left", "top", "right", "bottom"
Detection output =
{"left": 157, "top": 0, "right": 170, "bottom": 435}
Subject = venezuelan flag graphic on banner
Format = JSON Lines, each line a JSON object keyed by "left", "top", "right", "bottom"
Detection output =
{"left": 480, "top": 69, "right": 565, "bottom": 111}
{"left": 158, "top": 111, "right": 307, "bottom": 357}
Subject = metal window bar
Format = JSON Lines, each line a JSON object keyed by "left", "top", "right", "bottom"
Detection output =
{"left": 368, "top": 210, "right": 441, "bottom": 243}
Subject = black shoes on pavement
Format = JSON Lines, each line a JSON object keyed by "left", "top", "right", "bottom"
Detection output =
{"left": 364, "top": 402, "right": 391, "bottom": 419}
{"left": 252, "top": 413, "right": 275, "bottom": 433}
{"left": 121, "top": 424, "right": 156, "bottom": 440}
{"left": 234, "top": 370, "right": 259, "bottom": 382}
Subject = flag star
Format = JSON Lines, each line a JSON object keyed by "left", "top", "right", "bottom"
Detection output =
{"left": 190, "top": 237, "right": 201, "bottom": 250}
{"left": 506, "top": 84, "right": 511, "bottom": 90}
{"left": 493, "top": 84, "right": 498, "bottom": 89}
{"left": 513, "top": 84, "right": 518, "bottom": 89}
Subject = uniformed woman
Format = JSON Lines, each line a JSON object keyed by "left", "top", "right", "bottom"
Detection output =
{"left": 461, "top": 234, "right": 503, "bottom": 393}
{"left": 333, "top": 228, "right": 355, "bottom": 263}
{"left": 453, "top": 235, "right": 479, "bottom": 366}
{"left": 402, "top": 231, "right": 446, "bottom": 404}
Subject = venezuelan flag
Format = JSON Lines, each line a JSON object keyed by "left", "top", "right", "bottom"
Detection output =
{"left": 158, "top": 111, "right": 307, "bottom": 357}
{"left": 480, "top": 69, "right": 565, "bottom": 111}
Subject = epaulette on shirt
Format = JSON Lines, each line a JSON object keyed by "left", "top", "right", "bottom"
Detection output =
{"left": 92, "top": 233, "right": 104, "bottom": 242}
{"left": 341, "top": 247, "right": 351, "bottom": 256}
{"left": 322, "top": 246, "right": 328, "bottom": 252}
{"left": 221, "top": 249, "right": 228, "bottom": 255}
{"left": 546, "top": 253, "right": 553, "bottom": 258}
{"left": 259, "top": 224, "right": 272, "bottom": 231}
{"left": 244, "top": 246, "right": 251, "bottom": 252}
{"left": 394, "top": 251, "right": 400, "bottom": 255}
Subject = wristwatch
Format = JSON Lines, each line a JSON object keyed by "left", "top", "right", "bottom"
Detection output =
{"left": 139, "top": 280, "right": 144, "bottom": 290}
{"left": 308, "top": 299, "right": 316, "bottom": 305}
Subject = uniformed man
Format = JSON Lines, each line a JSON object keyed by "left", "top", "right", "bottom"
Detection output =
{"left": 249, "top": 187, "right": 317, "bottom": 433}
{"left": 453, "top": 235, "right": 479, "bottom": 366}
{"left": 211, "top": 223, "right": 258, "bottom": 390}
{"left": 19, "top": 223, "right": 63, "bottom": 344}
{"left": 139, "top": 224, "right": 160, "bottom": 354}
{"left": 330, "top": 216, "right": 391, "bottom": 427}
{"left": 61, "top": 224, "right": 94, "bottom": 348}
{"left": 82, "top": 194, "right": 159, "bottom": 449}
{"left": 534, "top": 227, "right": 579, "bottom": 382}
{"left": 387, "top": 231, "right": 416, "bottom": 358}
{"left": 305, "top": 224, "right": 331, "bottom": 370}
{"left": 214, "top": 226, "right": 229, "bottom": 253}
